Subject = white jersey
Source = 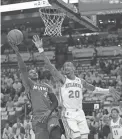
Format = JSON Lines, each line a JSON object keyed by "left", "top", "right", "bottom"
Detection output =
{"left": 60, "top": 77, "right": 83, "bottom": 109}
{"left": 111, "top": 117, "right": 122, "bottom": 139}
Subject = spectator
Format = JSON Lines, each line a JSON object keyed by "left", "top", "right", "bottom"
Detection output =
{"left": 117, "top": 74, "right": 122, "bottom": 86}
{"left": 103, "top": 109, "right": 109, "bottom": 116}
{"left": 13, "top": 79, "right": 22, "bottom": 93}
{"left": 91, "top": 49, "right": 97, "bottom": 66}
{"left": 23, "top": 116, "right": 35, "bottom": 139}
{"left": 95, "top": 119, "right": 103, "bottom": 139}
{"left": 96, "top": 109, "right": 103, "bottom": 121}
{"left": 85, "top": 72, "right": 92, "bottom": 84}
{"left": 2, "top": 122, "right": 13, "bottom": 139}
{"left": 5, "top": 76, "right": 13, "bottom": 87}
{"left": 6, "top": 84, "right": 16, "bottom": 100}
{"left": 1, "top": 83, "right": 8, "bottom": 95}
{"left": 18, "top": 92, "right": 27, "bottom": 104}
{"left": 92, "top": 73, "right": 101, "bottom": 86}
{"left": 90, "top": 71, "right": 95, "bottom": 79}
{"left": 102, "top": 115, "right": 111, "bottom": 139}
{"left": 13, "top": 94, "right": 19, "bottom": 106}
{"left": 13, "top": 94, "right": 19, "bottom": 102}
{"left": 1, "top": 75, "right": 6, "bottom": 84}
{"left": 87, "top": 118, "right": 98, "bottom": 139}
{"left": 23, "top": 116, "right": 32, "bottom": 129}
{"left": 0, "top": 92, "right": 4, "bottom": 100}
{"left": 99, "top": 59, "right": 106, "bottom": 72}
{"left": 12, "top": 118, "right": 24, "bottom": 139}
{"left": 6, "top": 96, "right": 14, "bottom": 110}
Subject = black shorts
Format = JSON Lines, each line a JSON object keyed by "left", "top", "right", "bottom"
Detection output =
{"left": 32, "top": 115, "right": 60, "bottom": 139}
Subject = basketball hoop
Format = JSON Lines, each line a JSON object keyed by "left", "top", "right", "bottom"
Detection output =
{"left": 39, "top": 7, "right": 66, "bottom": 36}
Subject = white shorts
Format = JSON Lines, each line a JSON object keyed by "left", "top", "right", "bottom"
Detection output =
{"left": 61, "top": 109, "right": 89, "bottom": 139}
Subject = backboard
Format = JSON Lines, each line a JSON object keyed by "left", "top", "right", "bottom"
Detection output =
{"left": 48, "top": 0, "right": 99, "bottom": 31}
{"left": 78, "top": 0, "right": 122, "bottom": 15}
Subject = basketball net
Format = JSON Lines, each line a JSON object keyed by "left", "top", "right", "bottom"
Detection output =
{"left": 39, "top": 7, "right": 66, "bottom": 36}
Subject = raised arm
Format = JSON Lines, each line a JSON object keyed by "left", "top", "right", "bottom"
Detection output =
{"left": 81, "top": 79, "right": 120, "bottom": 100}
{"left": 32, "top": 35, "right": 65, "bottom": 84}
{"left": 81, "top": 79, "right": 109, "bottom": 93}
{"left": 8, "top": 40, "right": 31, "bottom": 90}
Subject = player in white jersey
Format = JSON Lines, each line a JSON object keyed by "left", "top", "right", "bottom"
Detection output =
{"left": 111, "top": 101, "right": 122, "bottom": 118}
{"left": 110, "top": 108, "right": 122, "bottom": 139}
{"left": 32, "top": 35, "right": 120, "bottom": 139}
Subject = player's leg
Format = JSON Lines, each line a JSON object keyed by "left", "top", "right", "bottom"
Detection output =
{"left": 78, "top": 118, "right": 89, "bottom": 139}
{"left": 32, "top": 121, "right": 49, "bottom": 139}
{"left": 50, "top": 125, "right": 62, "bottom": 139}
{"left": 59, "top": 118, "right": 65, "bottom": 135}
{"left": 80, "top": 134, "right": 88, "bottom": 139}
{"left": 62, "top": 117, "right": 81, "bottom": 139}
{"left": 48, "top": 116, "right": 62, "bottom": 139}
{"left": 75, "top": 110, "right": 89, "bottom": 139}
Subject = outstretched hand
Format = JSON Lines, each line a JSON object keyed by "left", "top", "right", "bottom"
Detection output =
{"left": 32, "top": 35, "right": 43, "bottom": 49}
{"left": 109, "top": 87, "right": 121, "bottom": 101}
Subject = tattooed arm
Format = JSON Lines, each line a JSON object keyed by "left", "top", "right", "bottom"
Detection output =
{"left": 32, "top": 35, "right": 65, "bottom": 84}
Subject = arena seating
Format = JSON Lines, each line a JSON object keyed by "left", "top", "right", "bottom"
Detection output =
{"left": 1, "top": 56, "right": 122, "bottom": 139}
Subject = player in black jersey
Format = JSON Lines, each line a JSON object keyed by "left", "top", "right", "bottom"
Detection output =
{"left": 8, "top": 40, "right": 62, "bottom": 139}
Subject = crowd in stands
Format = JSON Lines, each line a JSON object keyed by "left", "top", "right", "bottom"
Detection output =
{"left": 75, "top": 33, "right": 122, "bottom": 48}
{"left": 1, "top": 25, "right": 122, "bottom": 54}
{"left": 1, "top": 26, "right": 122, "bottom": 139}
{"left": 1, "top": 54, "right": 122, "bottom": 139}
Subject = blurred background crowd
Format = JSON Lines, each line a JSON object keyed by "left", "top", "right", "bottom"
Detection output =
{"left": 1, "top": 46, "right": 122, "bottom": 139}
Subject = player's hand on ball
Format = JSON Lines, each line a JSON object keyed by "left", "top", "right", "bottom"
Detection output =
{"left": 109, "top": 87, "right": 121, "bottom": 101}
{"left": 41, "top": 110, "right": 51, "bottom": 123}
{"left": 8, "top": 39, "right": 19, "bottom": 52}
{"left": 32, "top": 35, "right": 43, "bottom": 49}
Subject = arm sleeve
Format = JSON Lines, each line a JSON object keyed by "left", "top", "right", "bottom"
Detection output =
{"left": 81, "top": 78, "right": 95, "bottom": 91}
{"left": 81, "top": 79, "right": 109, "bottom": 94}
{"left": 48, "top": 92, "right": 58, "bottom": 112}
{"left": 93, "top": 87, "right": 109, "bottom": 94}
{"left": 15, "top": 51, "right": 32, "bottom": 90}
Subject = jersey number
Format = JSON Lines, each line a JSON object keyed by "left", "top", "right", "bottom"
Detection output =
{"left": 114, "top": 130, "right": 118, "bottom": 135}
{"left": 69, "top": 90, "right": 80, "bottom": 98}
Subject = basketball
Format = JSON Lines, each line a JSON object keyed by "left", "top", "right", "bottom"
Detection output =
{"left": 7, "top": 29, "right": 23, "bottom": 45}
